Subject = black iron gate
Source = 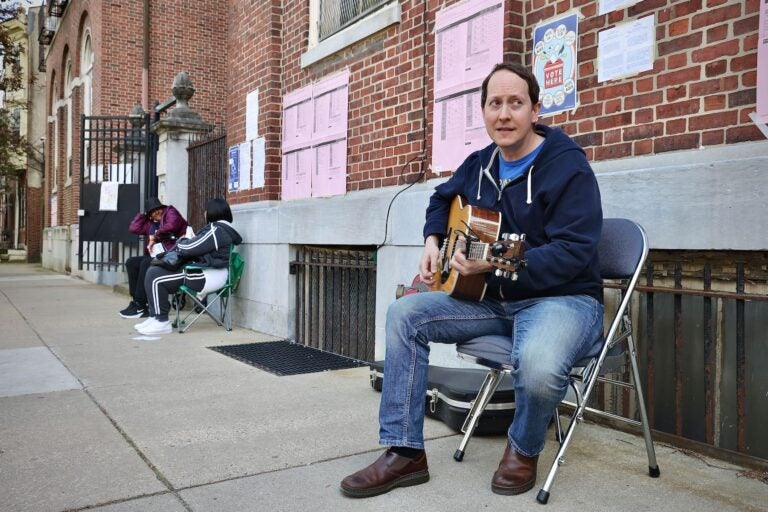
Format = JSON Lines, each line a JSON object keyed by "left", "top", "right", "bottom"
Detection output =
{"left": 186, "top": 129, "right": 227, "bottom": 233}
{"left": 78, "top": 113, "right": 154, "bottom": 271}
{"left": 291, "top": 246, "right": 377, "bottom": 362}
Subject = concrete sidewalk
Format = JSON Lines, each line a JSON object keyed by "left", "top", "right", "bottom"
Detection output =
{"left": 0, "top": 263, "right": 765, "bottom": 512}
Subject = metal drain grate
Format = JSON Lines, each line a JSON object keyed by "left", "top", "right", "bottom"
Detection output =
{"left": 209, "top": 340, "right": 368, "bottom": 376}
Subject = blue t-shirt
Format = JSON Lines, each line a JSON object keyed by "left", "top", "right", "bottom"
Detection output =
{"left": 498, "top": 141, "right": 544, "bottom": 189}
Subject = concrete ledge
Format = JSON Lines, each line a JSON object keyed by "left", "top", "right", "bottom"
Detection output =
{"left": 593, "top": 140, "right": 768, "bottom": 250}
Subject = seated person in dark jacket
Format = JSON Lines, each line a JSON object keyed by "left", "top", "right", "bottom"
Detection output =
{"left": 120, "top": 197, "right": 188, "bottom": 318}
{"left": 134, "top": 198, "right": 242, "bottom": 336}
{"left": 340, "top": 63, "right": 604, "bottom": 499}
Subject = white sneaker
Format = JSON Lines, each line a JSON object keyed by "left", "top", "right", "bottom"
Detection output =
{"left": 137, "top": 318, "right": 173, "bottom": 335}
{"left": 134, "top": 317, "right": 155, "bottom": 330}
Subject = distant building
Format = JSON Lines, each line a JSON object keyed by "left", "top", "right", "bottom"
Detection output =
{"left": 37, "top": 0, "right": 227, "bottom": 272}
{"left": 0, "top": 8, "right": 44, "bottom": 261}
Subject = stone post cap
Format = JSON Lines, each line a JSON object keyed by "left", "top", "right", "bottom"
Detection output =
{"left": 165, "top": 71, "right": 204, "bottom": 125}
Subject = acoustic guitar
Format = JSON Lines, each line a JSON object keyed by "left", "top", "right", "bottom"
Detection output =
{"left": 431, "top": 196, "right": 526, "bottom": 301}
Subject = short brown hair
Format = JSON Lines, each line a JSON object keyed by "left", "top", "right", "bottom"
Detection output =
{"left": 480, "top": 62, "right": 540, "bottom": 109}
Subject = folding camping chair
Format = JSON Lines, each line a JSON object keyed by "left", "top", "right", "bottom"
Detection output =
{"left": 452, "top": 218, "right": 660, "bottom": 504}
{"left": 174, "top": 247, "right": 245, "bottom": 333}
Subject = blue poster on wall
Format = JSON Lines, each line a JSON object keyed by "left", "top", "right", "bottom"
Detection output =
{"left": 228, "top": 145, "right": 240, "bottom": 192}
{"left": 532, "top": 12, "right": 580, "bottom": 117}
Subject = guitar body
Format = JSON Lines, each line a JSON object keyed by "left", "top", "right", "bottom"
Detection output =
{"left": 433, "top": 196, "right": 502, "bottom": 300}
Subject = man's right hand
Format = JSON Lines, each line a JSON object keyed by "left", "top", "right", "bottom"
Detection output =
{"left": 419, "top": 235, "right": 441, "bottom": 286}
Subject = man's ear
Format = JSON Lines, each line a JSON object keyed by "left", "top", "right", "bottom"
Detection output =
{"left": 531, "top": 101, "right": 542, "bottom": 123}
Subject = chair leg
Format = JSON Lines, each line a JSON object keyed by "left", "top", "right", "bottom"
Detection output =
{"left": 179, "top": 292, "right": 225, "bottom": 333}
{"left": 538, "top": 350, "right": 596, "bottom": 504}
{"left": 222, "top": 293, "right": 232, "bottom": 331}
{"left": 536, "top": 390, "right": 586, "bottom": 504}
{"left": 626, "top": 331, "right": 660, "bottom": 477}
{"left": 454, "top": 369, "right": 505, "bottom": 462}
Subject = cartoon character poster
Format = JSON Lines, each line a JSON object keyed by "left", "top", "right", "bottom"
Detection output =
{"left": 533, "top": 12, "right": 580, "bottom": 117}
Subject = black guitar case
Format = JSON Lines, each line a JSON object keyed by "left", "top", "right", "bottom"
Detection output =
{"left": 369, "top": 361, "right": 516, "bottom": 435}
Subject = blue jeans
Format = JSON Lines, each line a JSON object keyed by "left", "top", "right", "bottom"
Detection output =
{"left": 378, "top": 291, "right": 604, "bottom": 457}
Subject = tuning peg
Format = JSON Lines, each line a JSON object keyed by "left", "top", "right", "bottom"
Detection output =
{"left": 494, "top": 268, "right": 504, "bottom": 277}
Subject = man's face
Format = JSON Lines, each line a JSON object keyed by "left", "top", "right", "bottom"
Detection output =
{"left": 482, "top": 70, "right": 541, "bottom": 160}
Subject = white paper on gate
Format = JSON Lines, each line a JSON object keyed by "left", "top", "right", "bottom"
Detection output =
{"left": 99, "top": 181, "right": 119, "bottom": 211}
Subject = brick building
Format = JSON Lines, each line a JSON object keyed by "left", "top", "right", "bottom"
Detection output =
{"left": 222, "top": 0, "right": 766, "bottom": 340}
{"left": 38, "top": 0, "right": 227, "bottom": 271}
{"left": 0, "top": 7, "right": 45, "bottom": 262}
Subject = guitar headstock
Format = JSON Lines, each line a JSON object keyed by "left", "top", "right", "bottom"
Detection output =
{"left": 487, "top": 233, "right": 526, "bottom": 280}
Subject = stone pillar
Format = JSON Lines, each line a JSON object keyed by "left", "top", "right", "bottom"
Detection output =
{"left": 152, "top": 71, "right": 212, "bottom": 220}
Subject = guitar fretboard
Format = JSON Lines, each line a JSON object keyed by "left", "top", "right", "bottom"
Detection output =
{"left": 466, "top": 241, "right": 487, "bottom": 261}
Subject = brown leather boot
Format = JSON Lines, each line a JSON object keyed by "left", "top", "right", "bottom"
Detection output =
{"left": 340, "top": 449, "right": 429, "bottom": 498}
{"left": 491, "top": 442, "right": 538, "bottom": 495}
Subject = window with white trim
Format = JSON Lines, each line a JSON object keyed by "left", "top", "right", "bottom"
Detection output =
{"left": 81, "top": 33, "right": 93, "bottom": 116}
{"left": 303, "top": 0, "right": 400, "bottom": 68}
{"left": 51, "top": 79, "right": 58, "bottom": 193}
{"left": 317, "top": 0, "right": 390, "bottom": 41}
{"left": 65, "top": 60, "right": 73, "bottom": 185}
{"left": 81, "top": 33, "right": 93, "bottom": 183}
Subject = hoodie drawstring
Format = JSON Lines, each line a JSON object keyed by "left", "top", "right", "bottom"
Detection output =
{"left": 477, "top": 146, "right": 501, "bottom": 201}
{"left": 526, "top": 165, "right": 533, "bottom": 204}
{"left": 477, "top": 146, "right": 534, "bottom": 205}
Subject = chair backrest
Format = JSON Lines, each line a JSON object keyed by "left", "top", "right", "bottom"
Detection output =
{"left": 595, "top": 218, "right": 648, "bottom": 357}
{"left": 228, "top": 250, "right": 245, "bottom": 292}
{"left": 598, "top": 218, "right": 648, "bottom": 281}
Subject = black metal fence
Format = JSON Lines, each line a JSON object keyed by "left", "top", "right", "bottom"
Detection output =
{"left": 595, "top": 250, "right": 768, "bottom": 465}
{"left": 78, "top": 114, "right": 152, "bottom": 271}
{"left": 186, "top": 129, "right": 227, "bottom": 232}
{"left": 291, "top": 246, "right": 377, "bottom": 362}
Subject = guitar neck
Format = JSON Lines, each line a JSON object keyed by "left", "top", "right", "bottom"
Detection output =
{"left": 466, "top": 240, "right": 489, "bottom": 261}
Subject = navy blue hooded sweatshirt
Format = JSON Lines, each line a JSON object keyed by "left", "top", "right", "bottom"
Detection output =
{"left": 423, "top": 124, "right": 603, "bottom": 302}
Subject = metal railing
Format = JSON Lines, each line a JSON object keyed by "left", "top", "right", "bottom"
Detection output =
{"left": 291, "top": 246, "right": 377, "bottom": 362}
{"left": 186, "top": 128, "right": 227, "bottom": 232}
{"left": 595, "top": 250, "right": 768, "bottom": 465}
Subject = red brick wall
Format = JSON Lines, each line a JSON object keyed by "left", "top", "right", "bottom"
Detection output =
{"left": 529, "top": 0, "right": 762, "bottom": 161}
{"left": 25, "top": 186, "right": 42, "bottom": 261}
{"left": 43, "top": 1, "right": 228, "bottom": 226}
{"left": 226, "top": 0, "right": 761, "bottom": 199}
{"left": 226, "top": 0, "right": 284, "bottom": 203}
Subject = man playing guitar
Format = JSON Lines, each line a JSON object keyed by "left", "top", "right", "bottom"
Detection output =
{"left": 341, "top": 62, "right": 604, "bottom": 499}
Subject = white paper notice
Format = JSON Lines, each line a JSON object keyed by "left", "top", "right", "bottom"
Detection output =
{"left": 99, "top": 181, "right": 119, "bottom": 211}
{"left": 598, "top": 15, "right": 656, "bottom": 82}
{"left": 239, "top": 141, "right": 252, "bottom": 190}
{"left": 599, "top": 0, "right": 640, "bottom": 15}
{"left": 252, "top": 137, "right": 265, "bottom": 188}
{"left": 246, "top": 89, "right": 259, "bottom": 141}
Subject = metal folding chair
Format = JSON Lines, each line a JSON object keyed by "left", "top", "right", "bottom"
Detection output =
{"left": 452, "top": 218, "right": 660, "bottom": 504}
{"left": 174, "top": 247, "right": 245, "bottom": 333}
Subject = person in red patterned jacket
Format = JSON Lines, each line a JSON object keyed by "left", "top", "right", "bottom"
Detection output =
{"left": 120, "top": 197, "right": 188, "bottom": 318}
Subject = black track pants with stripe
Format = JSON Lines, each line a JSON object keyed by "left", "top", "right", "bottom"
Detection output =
{"left": 144, "top": 266, "right": 206, "bottom": 320}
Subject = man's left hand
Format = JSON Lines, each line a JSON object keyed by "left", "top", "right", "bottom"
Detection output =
{"left": 451, "top": 237, "right": 492, "bottom": 276}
